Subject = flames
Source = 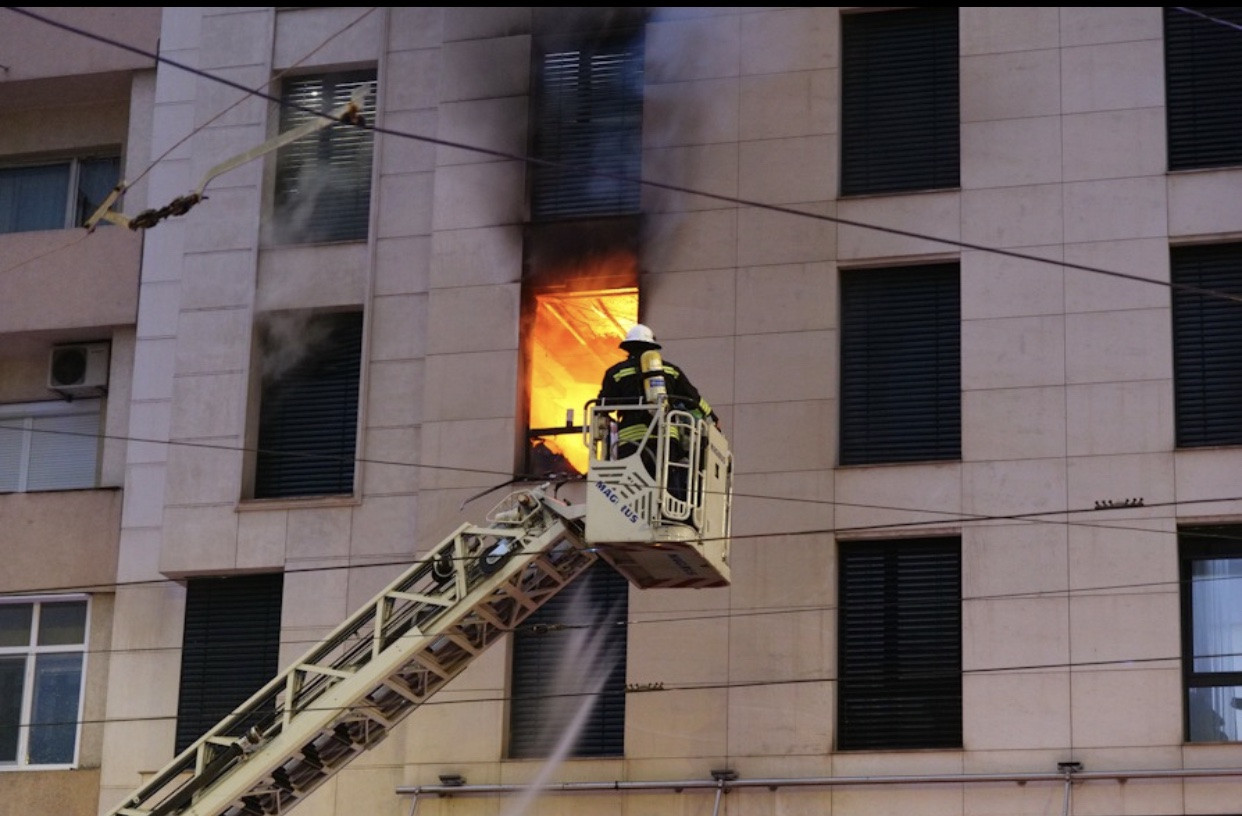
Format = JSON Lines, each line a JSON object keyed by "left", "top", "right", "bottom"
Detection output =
{"left": 526, "top": 252, "right": 638, "bottom": 476}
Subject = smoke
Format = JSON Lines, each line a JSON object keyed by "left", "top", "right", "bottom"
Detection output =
{"left": 257, "top": 310, "right": 332, "bottom": 384}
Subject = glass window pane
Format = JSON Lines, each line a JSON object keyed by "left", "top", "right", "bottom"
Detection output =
{"left": 75, "top": 157, "right": 120, "bottom": 227}
{"left": 1188, "top": 684, "right": 1242, "bottom": 742}
{"left": 0, "top": 656, "right": 24, "bottom": 762}
{"left": 1191, "top": 558, "right": 1242, "bottom": 673}
{"left": 0, "top": 605, "right": 33, "bottom": 647}
{"left": 28, "top": 653, "right": 81, "bottom": 764}
{"left": 37, "top": 602, "right": 87, "bottom": 646}
{"left": 0, "top": 164, "right": 69, "bottom": 233}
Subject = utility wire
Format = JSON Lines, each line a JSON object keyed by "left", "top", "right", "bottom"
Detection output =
{"left": 1173, "top": 6, "right": 1242, "bottom": 33}
{"left": 12, "top": 418, "right": 1234, "bottom": 543}
{"left": 5, "top": 6, "right": 1242, "bottom": 307}
{"left": 2, "top": 7, "right": 1239, "bottom": 730}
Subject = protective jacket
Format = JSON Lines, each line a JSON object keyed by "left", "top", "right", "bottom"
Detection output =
{"left": 597, "top": 352, "right": 715, "bottom": 449}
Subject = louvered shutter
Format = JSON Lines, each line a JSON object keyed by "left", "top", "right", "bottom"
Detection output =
{"left": 1172, "top": 244, "right": 1242, "bottom": 447}
{"left": 1165, "top": 8, "right": 1242, "bottom": 171}
{"left": 255, "top": 312, "right": 362, "bottom": 499}
{"left": 175, "top": 574, "right": 283, "bottom": 752}
{"left": 532, "top": 35, "right": 643, "bottom": 220}
{"left": 838, "top": 538, "right": 961, "bottom": 750}
{"left": 840, "top": 264, "right": 960, "bottom": 465}
{"left": 509, "top": 561, "right": 628, "bottom": 758}
{"left": 274, "top": 70, "right": 376, "bottom": 243}
{"left": 841, "top": 8, "right": 959, "bottom": 196}
{"left": 27, "top": 409, "right": 99, "bottom": 490}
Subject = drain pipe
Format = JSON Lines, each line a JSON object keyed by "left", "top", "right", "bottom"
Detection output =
{"left": 398, "top": 764, "right": 1242, "bottom": 810}
{"left": 710, "top": 769, "right": 737, "bottom": 816}
{"left": 1059, "top": 761, "right": 1082, "bottom": 816}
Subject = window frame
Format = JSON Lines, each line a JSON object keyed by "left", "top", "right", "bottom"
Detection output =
{"left": 174, "top": 574, "right": 283, "bottom": 753}
{"left": 838, "top": 263, "right": 961, "bottom": 466}
{"left": 0, "top": 154, "right": 121, "bottom": 234}
{"left": 839, "top": 7, "right": 960, "bottom": 197}
{"left": 271, "top": 69, "right": 377, "bottom": 245}
{"left": 0, "top": 399, "right": 102, "bottom": 493}
{"left": 1180, "top": 526, "right": 1242, "bottom": 743}
{"left": 1171, "top": 242, "right": 1242, "bottom": 448}
{"left": 837, "top": 537, "right": 962, "bottom": 751}
{"left": 529, "top": 30, "right": 645, "bottom": 221}
{"left": 252, "top": 310, "right": 364, "bottom": 501}
{"left": 0, "top": 595, "right": 90, "bottom": 770}
{"left": 508, "top": 561, "right": 628, "bottom": 759}
{"left": 1164, "top": 7, "right": 1242, "bottom": 172}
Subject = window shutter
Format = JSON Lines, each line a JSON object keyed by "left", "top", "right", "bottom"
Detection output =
{"left": 176, "top": 574, "right": 283, "bottom": 753}
{"left": 255, "top": 312, "right": 363, "bottom": 499}
{"left": 840, "top": 264, "right": 960, "bottom": 464}
{"left": 0, "top": 421, "right": 24, "bottom": 493}
{"left": 841, "top": 8, "right": 960, "bottom": 196}
{"left": 1172, "top": 244, "right": 1242, "bottom": 447}
{"left": 1165, "top": 7, "right": 1242, "bottom": 171}
{"left": 27, "top": 409, "right": 99, "bottom": 491}
{"left": 838, "top": 538, "right": 961, "bottom": 751}
{"left": 532, "top": 36, "right": 643, "bottom": 220}
{"left": 274, "top": 71, "right": 376, "bottom": 243}
{"left": 509, "top": 561, "right": 627, "bottom": 758}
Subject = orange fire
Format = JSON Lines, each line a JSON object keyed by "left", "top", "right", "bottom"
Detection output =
{"left": 526, "top": 254, "right": 637, "bottom": 476}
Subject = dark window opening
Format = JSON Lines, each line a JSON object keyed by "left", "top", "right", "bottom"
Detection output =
{"left": 531, "top": 32, "right": 644, "bottom": 220}
{"left": 255, "top": 311, "right": 363, "bottom": 499}
{"left": 509, "top": 561, "right": 628, "bottom": 758}
{"left": 1165, "top": 7, "right": 1242, "bottom": 171}
{"left": 840, "top": 8, "right": 960, "bottom": 196}
{"left": 840, "top": 264, "right": 961, "bottom": 465}
{"left": 838, "top": 537, "right": 962, "bottom": 751}
{"left": 1172, "top": 243, "right": 1242, "bottom": 448}
{"left": 175, "top": 574, "right": 283, "bottom": 753}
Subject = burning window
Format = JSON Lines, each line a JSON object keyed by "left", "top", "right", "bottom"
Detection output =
{"left": 524, "top": 251, "right": 638, "bottom": 478}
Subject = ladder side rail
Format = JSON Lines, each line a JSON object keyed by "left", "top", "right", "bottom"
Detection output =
{"left": 105, "top": 487, "right": 583, "bottom": 816}
{"left": 175, "top": 517, "right": 595, "bottom": 816}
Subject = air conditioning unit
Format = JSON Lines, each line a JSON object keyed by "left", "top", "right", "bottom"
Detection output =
{"left": 48, "top": 342, "right": 110, "bottom": 396}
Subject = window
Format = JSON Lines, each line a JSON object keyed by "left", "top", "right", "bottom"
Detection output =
{"left": 254, "top": 311, "right": 363, "bottom": 499}
{"left": 837, "top": 537, "right": 961, "bottom": 751}
{"left": 1180, "top": 526, "right": 1242, "bottom": 742}
{"left": 509, "top": 561, "right": 627, "bottom": 758}
{"left": 839, "top": 264, "right": 960, "bottom": 465}
{"left": 531, "top": 32, "right": 644, "bottom": 220}
{"left": 1165, "top": 7, "right": 1242, "bottom": 171}
{"left": 522, "top": 224, "right": 640, "bottom": 477}
{"left": 840, "top": 8, "right": 959, "bottom": 196}
{"left": 0, "top": 597, "right": 88, "bottom": 767}
{"left": 175, "top": 574, "right": 282, "bottom": 752}
{"left": 272, "top": 70, "right": 376, "bottom": 244}
{"left": 0, "top": 155, "right": 120, "bottom": 234}
{"left": 0, "top": 400, "right": 101, "bottom": 493}
{"left": 1172, "top": 243, "right": 1242, "bottom": 448}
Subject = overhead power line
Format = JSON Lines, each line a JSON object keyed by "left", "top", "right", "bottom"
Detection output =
{"left": 5, "top": 6, "right": 1242, "bottom": 307}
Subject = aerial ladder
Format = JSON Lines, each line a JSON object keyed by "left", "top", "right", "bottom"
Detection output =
{"left": 106, "top": 401, "right": 733, "bottom": 816}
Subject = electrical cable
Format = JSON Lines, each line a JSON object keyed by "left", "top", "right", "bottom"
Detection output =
{"left": 4, "top": 6, "right": 1242, "bottom": 307}
{"left": 3, "top": 6, "right": 1242, "bottom": 738}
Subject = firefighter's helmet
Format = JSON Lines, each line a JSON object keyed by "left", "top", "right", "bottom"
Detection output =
{"left": 620, "top": 323, "right": 661, "bottom": 351}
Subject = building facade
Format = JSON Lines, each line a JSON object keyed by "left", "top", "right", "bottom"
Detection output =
{"left": 4, "top": 6, "right": 1242, "bottom": 815}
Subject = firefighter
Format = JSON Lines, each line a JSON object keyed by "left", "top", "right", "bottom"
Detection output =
{"left": 596, "top": 324, "right": 718, "bottom": 465}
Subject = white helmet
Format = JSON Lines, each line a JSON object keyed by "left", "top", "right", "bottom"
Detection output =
{"left": 620, "top": 323, "right": 661, "bottom": 351}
